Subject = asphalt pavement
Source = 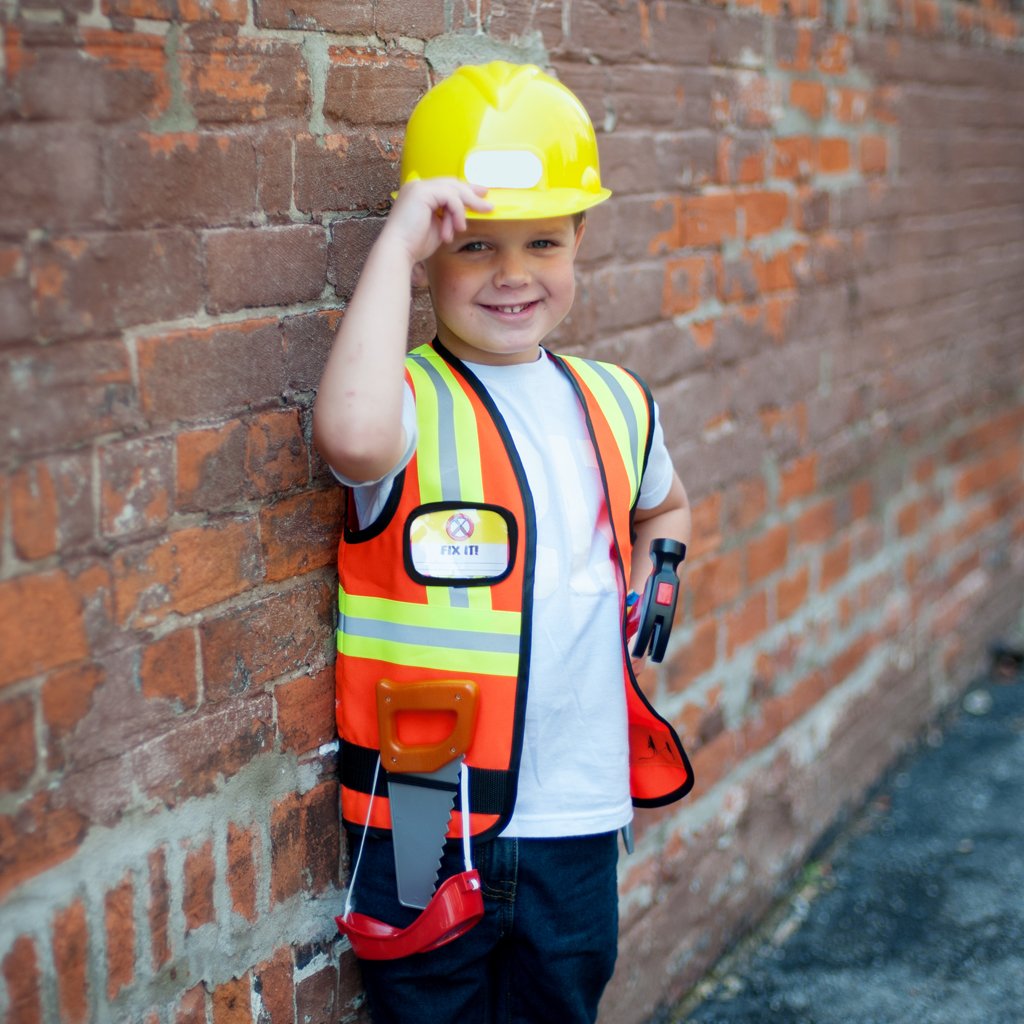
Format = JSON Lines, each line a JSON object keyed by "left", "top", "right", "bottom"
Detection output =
{"left": 660, "top": 646, "right": 1024, "bottom": 1024}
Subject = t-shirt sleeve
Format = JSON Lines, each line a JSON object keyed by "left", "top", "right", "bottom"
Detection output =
{"left": 637, "top": 400, "right": 674, "bottom": 510}
{"left": 329, "top": 384, "right": 418, "bottom": 529}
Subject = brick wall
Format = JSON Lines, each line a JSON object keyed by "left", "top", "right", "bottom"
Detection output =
{"left": 1, "top": 1, "right": 1022, "bottom": 1022}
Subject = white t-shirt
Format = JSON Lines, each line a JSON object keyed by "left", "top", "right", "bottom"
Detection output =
{"left": 338, "top": 351, "right": 674, "bottom": 838}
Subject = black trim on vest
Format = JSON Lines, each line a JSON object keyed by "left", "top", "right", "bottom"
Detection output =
{"left": 551, "top": 354, "right": 695, "bottom": 808}
{"left": 342, "top": 468, "right": 407, "bottom": 543}
{"left": 431, "top": 337, "right": 537, "bottom": 842}
{"left": 341, "top": 741, "right": 514, "bottom": 820}
{"left": 402, "top": 500, "right": 519, "bottom": 588}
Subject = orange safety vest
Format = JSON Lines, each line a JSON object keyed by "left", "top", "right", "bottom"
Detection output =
{"left": 336, "top": 340, "right": 693, "bottom": 840}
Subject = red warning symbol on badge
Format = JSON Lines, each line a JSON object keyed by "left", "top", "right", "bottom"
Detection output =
{"left": 445, "top": 513, "right": 474, "bottom": 541}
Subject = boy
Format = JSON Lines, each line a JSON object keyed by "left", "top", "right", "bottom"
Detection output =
{"left": 314, "top": 62, "right": 693, "bottom": 1024}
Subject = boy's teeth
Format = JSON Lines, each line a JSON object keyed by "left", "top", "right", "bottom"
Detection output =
{"left": 495, "top": 303, "right": 528, "bottom": 313}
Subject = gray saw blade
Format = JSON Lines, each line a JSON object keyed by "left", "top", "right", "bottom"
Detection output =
{"left": 387, "top": 758, "right": 462, "bottom": 909}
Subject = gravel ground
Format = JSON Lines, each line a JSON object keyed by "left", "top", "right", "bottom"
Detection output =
{"left": 660, "top": 649, "right": 1024, "bottom": 1024}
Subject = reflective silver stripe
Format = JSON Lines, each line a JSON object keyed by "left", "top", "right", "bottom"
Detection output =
{"left": 340, "top": 615, "right": 520, "bottom": 654}
{"left": 409, "top": 354, "right": 460, "bottom": 500}
{"left": 588, "top": 361, "right": 641, "bottom": 469}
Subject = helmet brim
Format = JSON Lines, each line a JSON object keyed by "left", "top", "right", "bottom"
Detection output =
{"left": 465, "top": 186, "right": 612, "bottom": 221}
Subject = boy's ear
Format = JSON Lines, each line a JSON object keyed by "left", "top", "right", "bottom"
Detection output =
{"left": 411, "top": 261, "right": 429, "bottom": 288}
{"left": 573, "top": 217, "right": 587, "bottom": 254}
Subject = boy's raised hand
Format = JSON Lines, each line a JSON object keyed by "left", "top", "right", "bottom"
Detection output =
{"left": 385, "top": 178, "right": 494, "bottom": 265}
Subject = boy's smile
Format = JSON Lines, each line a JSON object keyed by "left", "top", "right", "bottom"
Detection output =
{"left": 415, "top": 215, "right": 585, "bottom": 365}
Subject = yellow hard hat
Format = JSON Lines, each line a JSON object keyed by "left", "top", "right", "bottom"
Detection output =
{"left": 400, "top": 62, "right": 612, "bottom": 220}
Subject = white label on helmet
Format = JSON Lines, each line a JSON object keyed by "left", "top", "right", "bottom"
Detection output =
{"left": 464, "top": 150, "right": 543, "bottom": 190}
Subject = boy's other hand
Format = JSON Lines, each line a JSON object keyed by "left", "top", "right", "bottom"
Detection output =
{"left": 386, "top": 178, "right": 493, "bottom": 266}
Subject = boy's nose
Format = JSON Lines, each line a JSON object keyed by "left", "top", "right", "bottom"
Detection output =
{"left": 493, "top": 252, "right": 529, "bottom": 287}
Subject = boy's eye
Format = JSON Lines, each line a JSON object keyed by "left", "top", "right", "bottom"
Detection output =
{"left": 529, "top": 239, "right": 558, "bottom": 249}
{"left": 460, "top": 241, "right": 489, "bottom": 253}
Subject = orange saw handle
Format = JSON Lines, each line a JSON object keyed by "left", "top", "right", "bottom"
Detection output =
{"left": 376, "top": 679, "right": 480, "bottom": 774}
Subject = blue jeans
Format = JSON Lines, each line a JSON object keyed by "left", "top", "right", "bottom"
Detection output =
{"left": 348, "top": 832, "right": 620, "bottom": 1024}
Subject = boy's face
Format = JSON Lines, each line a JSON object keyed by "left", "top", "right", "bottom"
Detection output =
{"left": 414, "top": 215, "right": 585, "bottom": 366}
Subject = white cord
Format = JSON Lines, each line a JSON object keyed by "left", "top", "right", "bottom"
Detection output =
{"left": 343, "top": 755, "right": 381, "bottom": 919}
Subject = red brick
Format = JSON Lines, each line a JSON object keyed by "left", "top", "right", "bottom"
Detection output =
{"left": 53, "top": 899, "right": 89, "bottom": 1024}
{"left": 112, "top": 519, "right": 262, "bottom": 628}
{"left": 737, "top": 191, "right": 789, "bottom": 238}
{"left": 259, "top": 489, "right": 343, "bottom": 584}
{"left": 294, "top": 131, "right": 399, "bottom": 216}
{"left": 818, "top": 33, "right": 851, "bottom": 74}
{"left": 820, "top": 537, "right": 853, "bottom": 592}
{"left": 779, "top": 454, "right": 817, "bottom": 504}
{"left": 0, "top": 694, "right": 36, "bottom": 794}
{"left": 184, "top": 838, "right": 215, "bottom": 932}
{"left": 795, "top": 499, "right": 837, "bottom": 545}
{"left": 148, "top": 846, "right": 171, "bottom": 970}
{"left": 132, "top": 695, "right": 273, "bottom": 807}
{"left": 200, "top": 578, "right": 333, "bottom": 701}
{"left": 0, "top": 792, "right": 88, "bottom": 900}
{"left": 99, "top": 437, "right": 174, "bottom": 539}
{"left": 213, "top": 974, "right": 253, "bottom": 1024}
{"left": 10, "top": 460, "right": 58, "bottom": 560}
{"left": 0, "top": 124, "right": 102, "bottom": 235}
{"left": 0, "top": 244, "right": 32, "bottom": 346}
{"left": 955, "top": 446, "right": 1022, "bottom": 500}
{"left": 324, "top": 49, "right": 426, "bottom": 126}
{"left": 32, "top": 231, "right": 201, "bottom": 340}
{"left": 270, "top": 780, "right": 339, "bottom": 905}
{"left": 726, "top": 591, "right": 768, "bottom": 656}
{"left": 255, "top": 0, "right": 372, "bottom": 31}
{"left": 2, "top": 936, "right": 42, "bottom": 1024}
{"left": 666, "top": 618, "right": 718, "bottom": 692}
{"left": 137, "top": 318, "right": 288, "bottom": 426}
{"left": 42, "top": 662, "right": 105, "bottom": 771}
{"left": 725, "top": 477, "right": 769, "bottom": 534}
{"left": 679, "top": 194, "right": 737, "bottom": 247}
{"left": 861, "top": 135, "right": 889, "bottom": 175}
{"left": 776, "top": 566, "right": 810, "bottom": 621}
{"left": 10, "top": 455, "right": 93, "bottom": 561}
{"left": 228, "top": 822, "right": 259, "bottom": 923}
{"left": 662, "top": 256, "right": 712, "bottom": 316}
{"left": 690, "top": 550, "right": 743, "bottom": 618}
{"left": 0, "top": 339, "right": 135, "bottom": 458}
{"left": 295, "top": 966, "right": 337, "bottom": 1024}
{"left": 773, "top": 136, "right": 815, "bottom": 181}
{"left": 105, "top": 872, "right": 135, "bottom": 1000}
{"left": 789, "top": 79, "right": 826, "bottom": 119}
{"left": 690, "top": 493, "right": 723, "bottom": 558}
{"left": 276, "top": 667, "right": 336, "bottom": 754}
{"left": 254, "top": 947, "right": 294, "bottom": 1024}
{"left": 746, "top": 523, "right": 789, "bottom": 584}
{"left": 375, "top": 0, "right": 445, "bottom": 36}
{"left": 204, "top": 226, "right": 329, "bottom": 314}
{"left": 328, "top": 217, "right": 385, "bottom": 299}
{"left": 176, "top": 984, "right": 208, "bottom": 1024}
{"left": 14, "top": 30, "right": 170, "bottom": 123}
{"left": 181, "top": 40, "right": 308, "bottom": 124}
{"left": 108, "top": 132, "right": 259, "bottom": 228}
{"left": 0, "top": 570, "right": 91, "bottom": 689}
{"left": 140, "top": 629, "right": 199, "bottom": 707}
{"left": 716, "top": 134, "right": 766, "bottom": 185}
{"left": 819, "top": 137, "right": 852, "bottom": 173}
{"left": 176, "top": 421, "right": 247, "bottom": 511}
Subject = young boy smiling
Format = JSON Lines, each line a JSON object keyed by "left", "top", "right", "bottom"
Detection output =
{"left": 314, "top": 62, "right": 693, "bottom": 1024}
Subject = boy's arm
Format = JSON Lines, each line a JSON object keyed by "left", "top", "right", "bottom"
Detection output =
{"left": 312, "top": 178, "right": 492, "bottom": 482}
{"left": 630, "top": 471, "right": 690, "bottom": 595}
